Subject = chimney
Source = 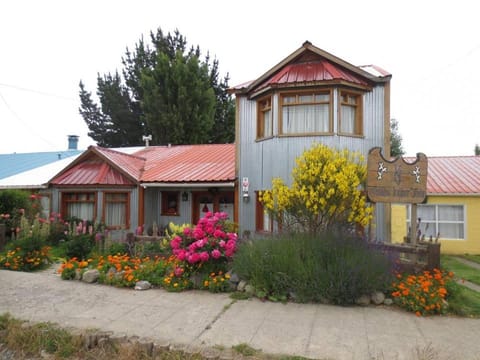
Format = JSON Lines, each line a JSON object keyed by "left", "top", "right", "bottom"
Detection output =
{"left": 68, "top": 135, "right": 79, "bottom": 150}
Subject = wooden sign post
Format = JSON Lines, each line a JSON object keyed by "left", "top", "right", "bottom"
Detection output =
{"left": 366, "top": 147, "right": 428, "bottom": 244}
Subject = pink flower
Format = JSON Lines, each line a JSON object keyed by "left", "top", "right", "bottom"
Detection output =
{"left": 174, "top": 266, "right": 184, "bottom": 277}
{"left": 187, "top": 253, "right": 201, "bottom": 264}
{"left": 199, "top": 251, "right": 210, "bottom": 262}
{"left": 188, "top": 243, "right": 197, "bottom": 252}
{"left": 176, "top": 249, "right": 187, "bottom": 261}
{"left": 170, "top": 236, "right": 182, "bottom": 249}
{"left": 226, "top": 240, "right": 236, "bottom": 250}
{"left": 183, "top": 227, "right": 192, "bottom": 236}
{"left": 211, "top": 249, "right": 221, "bottom": 259}
{"left": 219, "top": 240, "right": 226, "bottom": 248}
{"left": 213, "top": 229, "right": 226, "bottom": 239}
{"left": 225, "top": 248, "right": 234, "bottom": 257}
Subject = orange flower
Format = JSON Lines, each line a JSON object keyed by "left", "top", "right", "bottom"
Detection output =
{"left": 415, "top": 311, "right": 421, "bottom": 317}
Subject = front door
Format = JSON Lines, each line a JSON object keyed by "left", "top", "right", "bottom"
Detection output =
{"left": 192, "top": 191, "right": 234, "bottom": 224}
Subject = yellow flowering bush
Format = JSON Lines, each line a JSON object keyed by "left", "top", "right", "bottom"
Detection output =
{"left": 260, "top": 144, "right": 372, "bottom": 234}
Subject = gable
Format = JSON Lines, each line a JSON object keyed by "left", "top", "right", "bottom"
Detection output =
{"left": 50, "top": 153, "right": 136, "bottom": 186}
{"left": 251, "top": 50, "right": 371, "bottom": 96}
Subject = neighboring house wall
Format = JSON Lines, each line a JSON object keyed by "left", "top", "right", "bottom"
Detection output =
{"left": 391, "top": 196, "right": 480, "bottom": 254}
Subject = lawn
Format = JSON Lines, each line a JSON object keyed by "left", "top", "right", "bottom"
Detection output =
{"left": 461, "top": 254, "right": 480, "bottom": 265}
{"left": 441, "top": 255, "right": 480, "bottom": 286}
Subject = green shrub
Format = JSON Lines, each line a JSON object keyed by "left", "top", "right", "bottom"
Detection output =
{"left": 233, "top": 233, "right": 393, "bottom": 305}
{"left": 105, "top": 242, "right": 128, "bottom": 256}
{"left": 64, "top": 235, "right": 94, "bottom": 260}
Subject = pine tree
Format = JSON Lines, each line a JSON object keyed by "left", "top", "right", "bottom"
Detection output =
{"left": 78, "top": 27, "right": 234, "bottom": 147}
{"left": 390, "top": 118, "right": 405, "bottom": 157}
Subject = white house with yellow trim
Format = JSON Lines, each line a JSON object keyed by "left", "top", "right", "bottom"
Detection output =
{"left": 391, "top": 156, "right": 480, "bottom": 254}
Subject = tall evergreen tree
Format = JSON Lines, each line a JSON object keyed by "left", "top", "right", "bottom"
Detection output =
{"left": 390, "top": 118, "right": 404, "bottom": 157}
{"left": 78, "top": 28, "right": 234, "bottom": 147}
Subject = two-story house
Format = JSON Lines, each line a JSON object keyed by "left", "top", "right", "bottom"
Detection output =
{"left": 230, "top": 41, "right": 392, "bottom": 239}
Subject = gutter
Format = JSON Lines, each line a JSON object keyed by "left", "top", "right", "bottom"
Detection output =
{"left": 140, "top": 182, "right": 235, "bottom": 189}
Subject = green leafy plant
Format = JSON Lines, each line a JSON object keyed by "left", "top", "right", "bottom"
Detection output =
{"left": 233, "top": 232, "right": 393, "bottom": 305}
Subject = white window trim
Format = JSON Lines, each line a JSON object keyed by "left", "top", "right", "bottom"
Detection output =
{"left": 407, "top": 204, "right": 466, "bottom": 240}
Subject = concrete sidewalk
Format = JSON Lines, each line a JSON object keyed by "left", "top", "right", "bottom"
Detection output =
{"left": 0, "top": 268, "right": 479, "bottom": 360}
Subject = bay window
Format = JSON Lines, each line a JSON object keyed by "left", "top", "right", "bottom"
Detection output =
{"left": 104, "top": 192, "right": 129, "bottom": 229}
{"left": 280, "top": 91, "right": 332, "bottom": 135}
{"left": 339, "top": 91, "right": 362, "bottom": 135}
{"left": 62, "top": 192, "right": 96, "bottom": 221}
{"left": 257, "top": 97, "right": 273, "bottom": 139}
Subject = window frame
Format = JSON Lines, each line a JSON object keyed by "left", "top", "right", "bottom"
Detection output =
{"left": 255, "top": 191, "right": 273, "bottom": 233}
{"left": 256, "top": 96, "right": 273, "bottom": 140}
{"left": 407, "top": 204, "right": 465, "bottom": 240}
{"left": 102, "top": 191, "right": 130, "bottom": 230}
{"left": 279, "top": 89, "right": 333, "bottom": 136}
{"left": 61, "top": 191, "right": 97, "bottom": 222}
{"left": 338, "top": 89, "right": 363, "bottom": 136}
{"left": 161, "top": 191, "right": 180, "bottom": 216}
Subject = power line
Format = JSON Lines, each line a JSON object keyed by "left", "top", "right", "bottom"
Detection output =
{"left": 0, "top": 82, "right": 76, "bottom": 102}
{"left": 0, "top": 90, "right": 58, "bottom": 149}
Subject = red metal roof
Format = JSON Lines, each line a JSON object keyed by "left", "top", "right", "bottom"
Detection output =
{"left": 418, "top": 156, "right": 480, "bottom": 195}
{"left": 94, "top": 147, "right": 145, "bottom": 180}
{"left": 49, "top": 144, "right": 235, "bottom": 186}
{"left": 256, "top": 60, "right": 370, "bottom": 90}
{"left": 50, "top": 158, "right": 136, "bottom": 186}
{"left": 136, "top": 144, "right": 235, "bottom": 183}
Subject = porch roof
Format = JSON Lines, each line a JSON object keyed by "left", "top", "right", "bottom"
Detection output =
{"left": 137, "top": 144, "right": 235, "bottom": 184}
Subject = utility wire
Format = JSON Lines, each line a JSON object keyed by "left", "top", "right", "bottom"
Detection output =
{"left": 0, "top": 82, "right": 76, "bottom": 102}
{"left": 0, "top": 90, "right": 58, "bottom": 149}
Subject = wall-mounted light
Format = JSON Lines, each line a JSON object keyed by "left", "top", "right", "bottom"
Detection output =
{"left": 242, "top": 177, "right": 250, "bottom": 203}
{"left": 242, "top": 193, "right": 250, "bottom": 203}
{"left": 182, "top": 191, "right": 188, "bottom": 201}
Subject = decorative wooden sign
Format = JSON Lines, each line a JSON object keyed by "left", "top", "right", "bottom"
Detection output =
{"left": 366, "top": 147, "right": 428, "bottom": 204}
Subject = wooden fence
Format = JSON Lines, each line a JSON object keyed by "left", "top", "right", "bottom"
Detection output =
{"left": 369, "top": 241, "right": 441, "bottom": 273}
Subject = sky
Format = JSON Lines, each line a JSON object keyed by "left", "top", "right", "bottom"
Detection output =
{"left": 1, "top": 0, "right": 479, "bottom": 157}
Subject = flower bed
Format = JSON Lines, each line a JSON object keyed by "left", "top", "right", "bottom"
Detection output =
{"left": 391, "top": 269, "right": 454, "bottom": 316}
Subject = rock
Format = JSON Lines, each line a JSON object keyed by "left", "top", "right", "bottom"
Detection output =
{"left": 82, "top": 269, "right": 100, "bottom": 283}
{"left": 107, "top": 266, "right": 117, "bottom": 276}
{"left": 237, "top": 280, "right": 247, "bottom": 292}
{"left": 74, "top": 269, "right": 82, "bottom": 280}
{"left": 114, "top": 271, "right": 124, "bottom": 281}
{"left": 355, "top": 294, "right": 371, "bottom": 306}
{"left": 189, "top": 273, "right": 203, "bottom": 288}
{"left": 244, "top": 284, "right": 255, "bottom": 296}
{"left": 384, "top": 298, "right": 393, "bottom": 306}
{"left": 134, "top": 281, "right": 152, "bottom": 290}
{"left": 371, "top": 291, "right": 386, "bottom": 305}
{"left": 227, "top": 271, "right": 239, "bottom": 283}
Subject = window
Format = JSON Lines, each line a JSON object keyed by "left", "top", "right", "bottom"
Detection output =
{"left": 62, "top": 192, "right": 96, "bottom": 221}
{"left": 257, "top": 97, "right": 273, "bottom": 139}
{"left": 162, "top": 191, "right": 179, "bottom": 216}
{"left": 280, "top": 91, "right": 332, "bottom": 135}
{"left": 339, "top": 91, "right": 362, "bottom": 135}
{"left": 255, "top": 192, "right": 273, "bottom": 232}
{"left": 407, "top": 204, "right": 465, "bottom": 240}
{"left": 104, "top": 192, "right": 129, "bottom": 229}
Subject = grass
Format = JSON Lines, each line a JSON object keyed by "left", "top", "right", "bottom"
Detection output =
{"left": 441, "top": 255, "right": 480, "bottom": 285}
{"left": 0, "top": 313, "right": 320, "bottom": 360}
{"left": 461, "top": 254, "right": 480, "bottom": 265}
{"left": 445, "top": 281, "right": 480, "bottom": 317}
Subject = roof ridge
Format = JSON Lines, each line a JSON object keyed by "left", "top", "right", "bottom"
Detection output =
{"left": 94, "top": 146, "right": 146, "bottom": 161}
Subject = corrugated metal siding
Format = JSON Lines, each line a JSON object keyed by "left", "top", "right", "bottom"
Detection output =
{"left": 143, "top": 188, "right": 193, "bottom": 230}
{"left": 237, "top": 84, "right": 387, "bottom": 236}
